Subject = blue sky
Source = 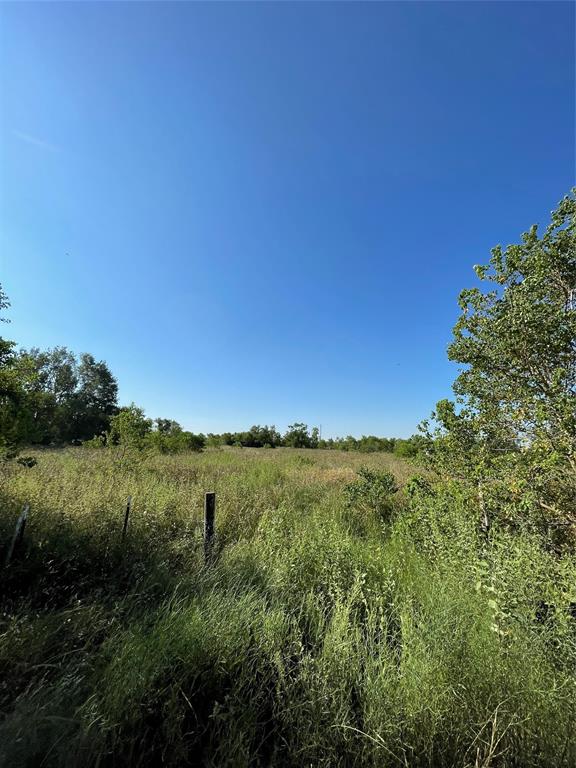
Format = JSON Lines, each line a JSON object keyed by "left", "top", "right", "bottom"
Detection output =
{"left": 1, "top": 2, "right": 574, "bottom": 438}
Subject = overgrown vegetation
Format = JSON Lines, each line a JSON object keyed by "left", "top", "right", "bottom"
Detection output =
{"left": 1, "top": 191, "right": 575, "bottom": 766}
{"left": 1, "top": 448, "right": 574, "bottom": 767}
{"left": 421, "top": 189, "right": 576, "bottom": 546}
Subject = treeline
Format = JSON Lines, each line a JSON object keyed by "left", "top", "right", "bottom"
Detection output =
{"left": 0, "top": 301, "right": 208, "bottom": 456}
{"left": 100, "top": 404, "right": 205, "bottom": 454}
{"left": 204, "top": 424, "right": 423, "bottom": 456}
{"left": 0, "top": 326, "right": 206, "bottom": 456}
{"left": 0, "top": 301, "right": 415, "bottom": 457}
{"left": 97, "top": 415, "right": 420, "bottom": 456}
{"left": 3, "top": 346, "right": 118, "bottom": 446}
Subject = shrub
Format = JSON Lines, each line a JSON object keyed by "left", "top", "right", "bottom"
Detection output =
{"left": 344, "top": 466, "right": 398, "bottom": 523}
{"left": 16, "top": 456, "right": 37, "bottom": 468}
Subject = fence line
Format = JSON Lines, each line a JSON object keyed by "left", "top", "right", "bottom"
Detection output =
{"left": 3, "top": 494, "right": 218, "bottom": 567}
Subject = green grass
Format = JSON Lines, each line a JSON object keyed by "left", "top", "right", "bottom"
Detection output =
{"left": 1, "top": 447, "right": 575, "bottom": 767}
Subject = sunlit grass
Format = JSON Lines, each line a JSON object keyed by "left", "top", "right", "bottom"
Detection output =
{"left": 1, "top": 447, "right": 574, "bottom": 767}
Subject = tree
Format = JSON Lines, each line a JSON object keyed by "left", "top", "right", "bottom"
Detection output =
{"left": 393, "top": 436, "right": 424, "bottom": 458}
{"left": 242, "top": 425, "right": 281, "bottom": 448}
{"left": 310, "top": 426, "right": 320, "bottom": 449}
{"left": 424, "top": 190, "right": 576, "bottom": 534}
{"left": 155, "top": 418, "right": 182, "bottom": 435}
{"left": 19, "top": 347, "right": 118, "bottom": 443}
{"left": 147, "top": 419, "right": 205, "bottom": 453}
{"left": 283, "top": 423, "right": 314, "bottom": 448}
{"left": 338, "top": 435, "right": 359, "bottom": 452}
{"left": 0, "top": 285, "right": 39, "bottom": 455}
{"left": 451, "top": 190, "right": 575, "bottom": 457}
{"left": 107, "top": 404, "right": 152, "bottom": 449}
{"left": 73, "top": 353, "right": 118, "bottom": 440}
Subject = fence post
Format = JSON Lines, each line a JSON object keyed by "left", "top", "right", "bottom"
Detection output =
{"left": 4, "top": 503, "right": 29, "bottom": 568}
{"left": 122, "top": 496, "right": 132, "bottom": 541}
{"left": 204, "top": 492, "right": 215, "bottom": 563}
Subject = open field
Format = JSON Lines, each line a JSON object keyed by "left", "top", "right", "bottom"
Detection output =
{"left": 1, "top": 447, "right": 575, "bottom": 767}
{"left": 1, "top": 1, "right": 573, "bottom": 765}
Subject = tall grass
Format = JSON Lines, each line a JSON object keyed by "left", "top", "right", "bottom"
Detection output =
{"left": 1, "top": 447, "right": 574, "bottom": 767}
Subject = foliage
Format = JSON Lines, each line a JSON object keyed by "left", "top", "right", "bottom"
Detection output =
{"left": 355, "top": 435, "right": 396, "bottom": 453}
{"left": 0, "top": 285, "right": 39, "bottom": 458}
{"left": 451, "top": 191, "right": 576, "bottom": 457}
{"left": 148, "top": 429, "right": 206, "bottom": 454}
{"left": 422, "top": 190, "right": 576, "bottom": 542}
{"left": 283, "top": 422, "right": 319, "bottom": 448}
{"left": 16, "top": 346, "right": 119, "bottom": 444}
{"left": 106, "top": 408, "right": 205, "bottom": 454}
{"left": 393, "top": 434, "right": 426, "bottom": 458}
{"left": 344, "top": 466, "right": 398, "bottom": 523}
{"left": 16, "top": 455, "right": 37, "bottom": 468}
{"left": 107, "top": 404, "right": 153, "bottom": 448}
{"left": 208, "top": 428, "right": 403, "bottom": 453}
{"left": 0, "top": 447, "right": 574, "bottom": 767}
{"left": 206, "top": 425, "right": 281, "bottom": 448}
{"left": 155, "top": 418, "right": 182, "bottom": 435}
{"left": 2, "top": 194, "right": 576, "bottom": 766}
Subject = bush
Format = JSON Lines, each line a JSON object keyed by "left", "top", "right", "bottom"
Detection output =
{"left": 16, "top": 456, "right": 37, "bottom": 468}
{"left": 107, "top": 404, "right": 152, "bottom": 449}
{"left": 344, "top": 466, "right": 398, "bottom": 523}
{"left": 148, "top": 430, "right": 205, "bottom": 454}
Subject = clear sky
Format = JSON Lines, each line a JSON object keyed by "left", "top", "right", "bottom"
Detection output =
{"left": 1, "top": 2, "right": 574, "bottom": 438}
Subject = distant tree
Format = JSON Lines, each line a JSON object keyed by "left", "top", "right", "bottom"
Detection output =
{"left": 346, "top": 436, "right": 359, "bottom": 451}
{"left": 149, "top": 428, "right": 205, "bottom": 454}
{"left": 180, "top": 432, "right": 206, "bottom": 452}
{"left": 19, "top": 347, "right": 118, "bottom": 443}
{"left": 357, "top": 436, "right": 379, "bottom": 453}
{"left": 283, "top": 422, "right": 314, "bottom": 448}
{"left": 155, "top": 418, "right": 182, "bottom": 435}
{"left": 393, "top": 436, "right": 423, "bottom": 458}
{"left": 147, "top": 418, "right": 204, "bottom": 453}
{"left": 24, "top": 347, "right": 78, "bottom": 402}
{"left": 205, "top": 433, "right": 225, "bottom": 447}
{"left": 310, "top": 426, "right": 320, "bottom": 449}
{"left": 72, "top": 353, "right": 118, "bottom": 440}
{"left": 356, "top": 435, "right": 396, "bottom": 453}
{"left": 317, "top": 435, "right": 397, "bottom": 453}
{"left": 108, "top": 404, "right": 152, "bottom": 449}
{"left": 241, "top": 425, "right": 282, "bottom": 448}
{"left": 0, "top": 285, "right": 38, "bottom": 455}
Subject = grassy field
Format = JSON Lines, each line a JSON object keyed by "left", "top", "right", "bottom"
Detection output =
{"left": 1, "top": 447, "right": 575, "bottom": 767}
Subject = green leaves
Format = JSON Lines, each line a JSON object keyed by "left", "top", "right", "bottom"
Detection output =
{"left": 425, "top": 190, "right": 576, "bottom": 538}
{"left": 15, "top": 346, "right": 119, "bottom": 444}
{"left": 344, "top": 467, "right": 399, "bottom": 523}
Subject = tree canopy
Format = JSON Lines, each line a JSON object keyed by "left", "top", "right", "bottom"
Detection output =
{"left": 423, "top": 189, "right": 576, "bottom": 538}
